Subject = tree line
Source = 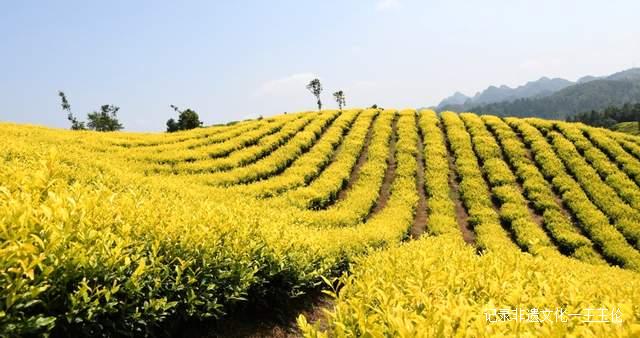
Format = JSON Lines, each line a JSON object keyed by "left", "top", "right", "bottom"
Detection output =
{"left": 461, "top": 79, "right": 640, "bottom": 120}
{"left": 567, "top": 102, "right": 640, "bottom": 131}
{"left": 59, "top": 80, "right": 351, "bottom": 132}
{"left": 58, "top": 91, "right": 202, "bottom": 133}
{"left": 59, "top": 91, "right": 124, "bottom": 132}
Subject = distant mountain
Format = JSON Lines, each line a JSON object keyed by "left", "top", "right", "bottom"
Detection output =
{"left": 472, "top": 77, "right": 573, "bottom": 105}
{"left": 437, "top": 68, "right": 640, "bottom": 120}
{"left": 438, "top": 92, "right": 470, "bottom": 108}
{"left": 607, "top": 68, "right": 640, "bottom": 81}
{"left": 437, "top": 77, "right": 573, "bottom": 111}
{"left": 577, "top": 75, "right": 600, "bottom": 83}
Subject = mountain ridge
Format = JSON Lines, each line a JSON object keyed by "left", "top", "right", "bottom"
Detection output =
{"left": 437, "top": 67, "right": 640, "bottom": 119}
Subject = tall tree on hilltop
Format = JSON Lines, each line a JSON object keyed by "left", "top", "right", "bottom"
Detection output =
{"left": 167, "top": 105, "right": 203, "bottom": 132}
{"left": 87, "top": 105, "right": 124, "bottom": 132}
{"left": 306, "top": 78, "right": 323, "bottom": 111}
{"left": 166, "top": 118, "right": 179, "bottom": 133}
{"left": 58, "top": 91, "right": 123, "bottom": 131}
{"left": 333, "top": 90, "right": 346, "bottom": 111}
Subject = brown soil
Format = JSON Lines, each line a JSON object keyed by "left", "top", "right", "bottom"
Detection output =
{"left": 486, "top": 130, "right": 545, "bottom": 229}
{"left": 184, "top": 296, "right": 333, "bottom": 338}
{"left": 448, "top": 161, "right": 476, "bottom": 245}
{"left": 522, "top": 140, "right": 575, "bottom": 222}
{"left": 523, "top": 146, "right": 534, "bottom": 161}
{"left": 320, "top": 112, "right": 360, "bottom": 171}
{"left": 441, "top": 123, "right": 476, "bottom": 245}
{"left": 411, "top": 115, "right": 428, "bottom": 238}
{"left": 194, "top": 115, "right": 377, "bottom": 338}
{"left": 367, "top": 114, "right": 398, "bottom": 218}
{"left": 505, "top": 122, "right": 590, "bottom": 243}
{"left": 517, "top": 185, "right": 545, "bottom": 227}
{"left": 551, "top": 193, "right": 574, "bottom": 220}
{"left": 581, "top": 131, "right": 640, "bottom": 189}
{"left": 336, "top": 114, "right": 378, "bottom": 201}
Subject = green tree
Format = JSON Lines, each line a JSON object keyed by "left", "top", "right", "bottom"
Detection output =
{"left": 166, "top": 118, "right": 179, "bottom": 132}
{"left": 58, "top": 91, "right": 123, "bottom": 131}
{"left": 86, "top": 105, "right": 124, "bottom": 132}
{"left": 333, "top": 90, "right": 346, "bottom": 110}
{"left": 306, "top": 78, "right": 323, "bottom": 111}
{"left": 568, "top": 102, "right": 640, "bottom": 131}
{"left": 167, "top": 105, "right": 202, "bottom": 132}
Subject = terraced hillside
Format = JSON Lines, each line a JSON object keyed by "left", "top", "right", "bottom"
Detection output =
{"left": 613, "top": 121, "right": 640, "bottom": 136}
{"left": 2, "top": 109, "right": 640, "bottom": 336}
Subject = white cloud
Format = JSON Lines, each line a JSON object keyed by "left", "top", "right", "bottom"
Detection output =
{"left": 376, "top": 0, "right": 401, "bottom": 11}
{"left": 254, "top": 72, "right": 319, "bottom": 97}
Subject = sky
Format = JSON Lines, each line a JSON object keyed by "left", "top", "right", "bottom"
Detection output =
{"left": 1, "top": 0, "right": 640, "bottom": 132}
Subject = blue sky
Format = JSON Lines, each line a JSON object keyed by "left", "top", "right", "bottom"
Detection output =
{"left": 2, "top": 0, "right": 639, "bottom": 131}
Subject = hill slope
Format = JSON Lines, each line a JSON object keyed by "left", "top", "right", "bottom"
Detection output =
{"left": 437, "top": 76, "right": 574, "bottom": 111}
{"left": 613, "top": 121, "right": 640, "bottom": 135}
{"left": 2, "top": 109, "right": 640, "bottom": 336}
{"left": 472, "top": 78, "right": 640, "bottom": 119}
{"left": 439, "top": 68, "right": 640, "bottom": 119}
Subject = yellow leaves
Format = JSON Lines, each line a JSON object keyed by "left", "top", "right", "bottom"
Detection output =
{"left": 29, "top": 234, "right": 46, "bottom": 251}
{"left": 24, "top": 268, "right": 35, "bottom": 280}
{"left": 307, "top": 235, "right": 640, "bottom": 337}
{"left": 131, "top": 259, "right": 146, "bottom": 280}
{"left": 3, "top": 110, "right": 640, "bottom": 336}
{"left": 40, "top": 205, "right": 53, "bottom": 220}
{"left": 0, "top": 185, "right": 10, "bottom": 199}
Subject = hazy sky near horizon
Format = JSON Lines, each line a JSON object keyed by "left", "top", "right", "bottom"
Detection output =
{"left": 2, "top": 0, "right": 640, "bottom": 131}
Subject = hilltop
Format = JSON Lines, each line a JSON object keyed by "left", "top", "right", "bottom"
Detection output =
{"left": 2, "top": 109, "right": 640, "bottom": 336}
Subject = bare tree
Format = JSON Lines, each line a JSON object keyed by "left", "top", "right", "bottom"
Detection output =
{"left": 333, "top": 90, "right": 346, "bottom": 111}
{"left": 59, "top": 91, "right": 86, "bottom": 130}
{"left": 306, "top": 78, "right": 323, "bottom": 111}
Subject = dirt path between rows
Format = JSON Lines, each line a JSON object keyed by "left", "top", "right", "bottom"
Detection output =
{"left": 504, "top": 156, "right": 545, "bottom": 229}
{"left": 189, "top": 294, "right": 332, "bottom": 338}
{"left": 366, "top": 114, "right": 398, "bottom": 219}
{"left": 441, "top": 122, "right": 476, "bottom": 245}
{"left": 317, "top": 111, "right": 360, "bottom": 176}
{"left": 335, "top": 114, "right": 379, "bottom": 201}
{"left": 522, "top": 144, "right": 576, "bottom": 222}
{"left": 411, "top": 115, "right": 428, "bottom": 238}
{"left": 581, "top": 130, "right": 640, "bottom": 190}
{"left": 506, "top": 122, "right": 600, "bottom": 253}
{"left": 198, "top": 114, "right": 393, "bottom": 338}
{"left": 480, "top": 124, "right": 546, "bottom": 231}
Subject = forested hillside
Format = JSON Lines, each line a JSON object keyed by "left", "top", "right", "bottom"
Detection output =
{"left": 439, "top": 68, "right": 640, "bottom": 120}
